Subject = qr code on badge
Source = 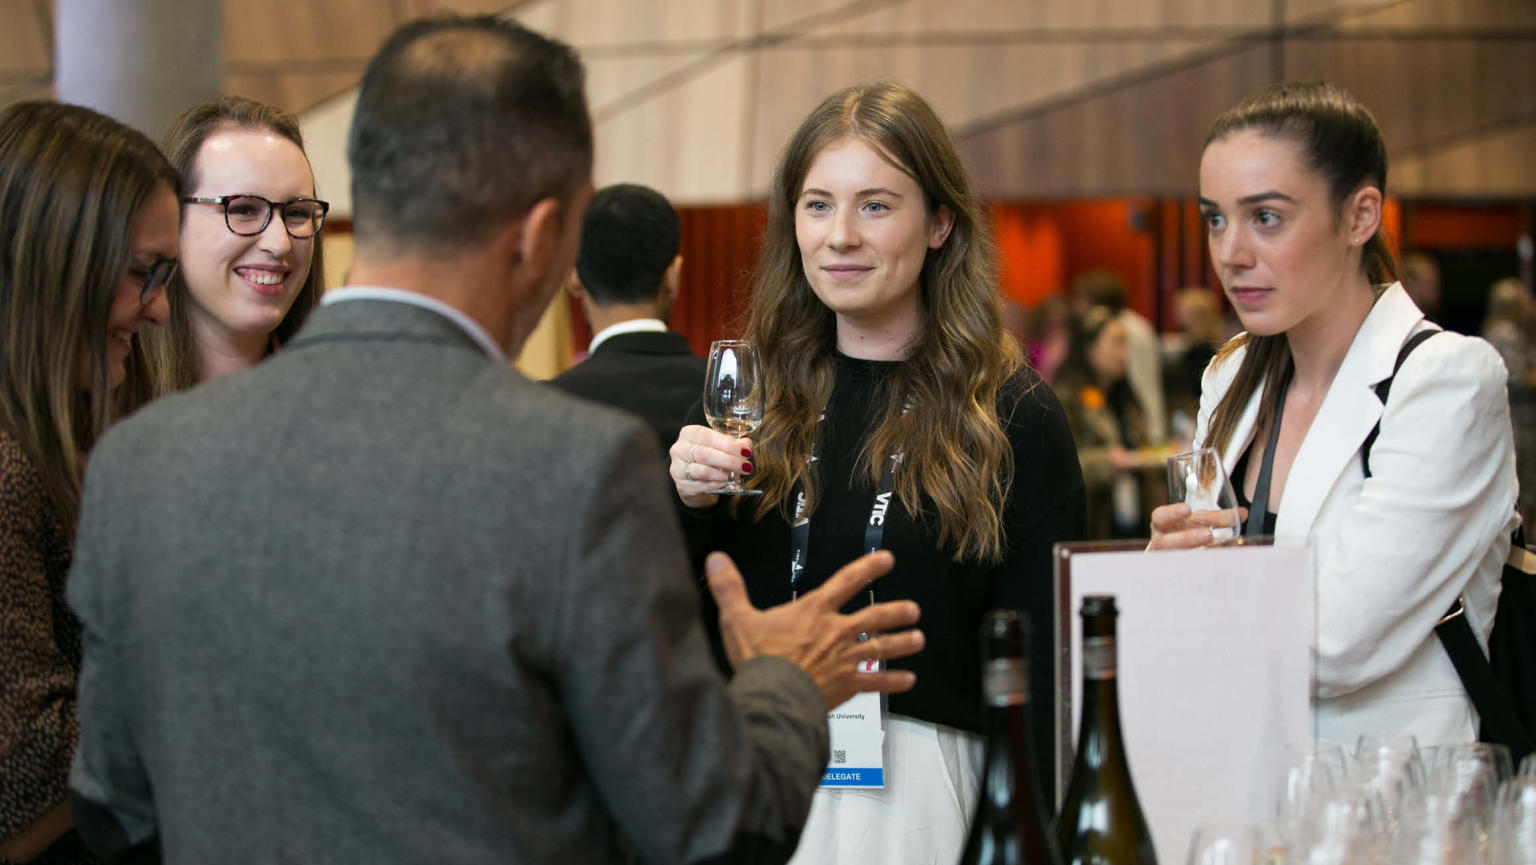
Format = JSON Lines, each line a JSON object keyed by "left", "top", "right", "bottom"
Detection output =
{"left": 832, "top": 749, "right": 846, "bottom": 764}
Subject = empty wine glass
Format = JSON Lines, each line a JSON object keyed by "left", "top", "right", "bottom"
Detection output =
{"left": 1186, "top": 821, "right": 1262, "bottom": 865}
{"left": 703, "top": 339, "right": 765, "bottom": 496}
{"left": 1167, "top": 447, "right": 1242, "bottom": 542}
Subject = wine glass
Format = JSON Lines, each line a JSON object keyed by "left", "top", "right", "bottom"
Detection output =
{"left": 703, "top": 339, "right": 765, "bottom": 497}
{"left": 1186, "top": 822, "right": 1262, "bottom": 865}
{"left": 1167, "top": 447, "right": 1242, "bottom": 542}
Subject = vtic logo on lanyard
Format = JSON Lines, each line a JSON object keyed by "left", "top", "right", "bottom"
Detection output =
{"left": 791, "top": 406, "right": 906, "bottom": 789}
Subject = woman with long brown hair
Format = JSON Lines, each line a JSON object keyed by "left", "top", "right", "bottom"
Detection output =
{"left": 135, "top": 96, "right": 326, "bottom": 399}
{"left": 1151, "top": 81, "right": 1519, "bottom": 748}
{"left": 0, "top": 101, "right": 178, "bottom": 864}
{"left": 669, "top": 82, "right": 1085, "bottom": 863}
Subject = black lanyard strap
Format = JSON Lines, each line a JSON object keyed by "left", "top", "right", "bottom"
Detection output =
{"left": 1245, "top": 376, "right": 1289, "bottom": 538}
{"left": 789, "top": 409, "right": 902, "bottom": 600}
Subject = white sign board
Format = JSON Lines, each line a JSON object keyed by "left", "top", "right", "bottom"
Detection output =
{"left": 1054, "top": 541, "right": 1313, "bottom": 865}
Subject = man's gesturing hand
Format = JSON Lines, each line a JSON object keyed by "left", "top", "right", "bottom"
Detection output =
{"left": 705, "top": 550, "right": 923, "bottom": 710}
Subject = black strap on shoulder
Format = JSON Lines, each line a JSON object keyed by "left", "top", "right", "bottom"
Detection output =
{"left": 1361, "top": 328, "right": 1439, "bottom": 478}
{"left": 1364, "top": 327, "right": 1533, "bottom": 756}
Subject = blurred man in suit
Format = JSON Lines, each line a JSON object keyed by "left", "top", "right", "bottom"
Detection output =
{"left": 551, "top": 184, "right": 705, "bottom": 459}
{"left": 66, "top": 15, "right": 922, "bottom": 865}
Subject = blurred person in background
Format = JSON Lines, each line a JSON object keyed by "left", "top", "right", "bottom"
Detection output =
{"left": 668, "top": 82, "right": 1085, "bottom": 864}
{"left": 1482, "top": 276, "right": 1536, "bottom": 529}
{"left": 1020, "top": 293, "right": 1072, "bottom": 384}
{"left": 1055, "top": 305, "right": 1157, "bottom": 539}
{"left": 0, "top": 101, "right": 178, "bottom": 865}
{"left": 136, "top": 97, "right": 326, "bottom": 401}
{"left": 549, "top": 183, "right": 704, "bottom": 462}
{"left": 1071, "top": 268, "right": 1167, "bottom": 445}
{"left": 1401, "top": 251, "right": 1442, "bottom": 325}
{"left": 1163, "top": 286, "right": 1227, "bottom": 448}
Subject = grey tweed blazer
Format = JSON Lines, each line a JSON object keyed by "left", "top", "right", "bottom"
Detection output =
{"left": 66, "top": 298, "right": 827, "bottom": 864}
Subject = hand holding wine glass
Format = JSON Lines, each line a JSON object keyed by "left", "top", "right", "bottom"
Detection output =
{"left": 1150, "top": 447, "right": 1244, "bottom": 549}
{"left": 702, "top": 339, "right": 765, "bottom": 497}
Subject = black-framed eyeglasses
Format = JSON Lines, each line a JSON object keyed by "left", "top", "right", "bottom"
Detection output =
{"left": 182, "top": 194, "right": 330, "bottom": 238}
{"left": 129, "top": 257, "right": 178, "bottom": 305}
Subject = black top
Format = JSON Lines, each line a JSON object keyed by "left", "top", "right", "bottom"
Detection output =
{"left": 682, "top": 352, "right": 1087, "bottom": 794}
{"left": 1230, "top": 446, "right": 1279, "bottom": 536}
{"left": 548, "top": 329, "right": 706, "bottom": 462}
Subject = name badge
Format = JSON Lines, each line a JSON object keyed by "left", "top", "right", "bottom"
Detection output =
{"left": 819, "top": 660, "right": 886, "bottom": 788}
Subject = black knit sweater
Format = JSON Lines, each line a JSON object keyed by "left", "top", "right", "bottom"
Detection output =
{"left": 683, "top": 352, "right": 1087, "bottom": 796}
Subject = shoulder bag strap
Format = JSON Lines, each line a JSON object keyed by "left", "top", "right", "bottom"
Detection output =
{"left": 1365, "top": 328, "right": 1531, "bottom": 752}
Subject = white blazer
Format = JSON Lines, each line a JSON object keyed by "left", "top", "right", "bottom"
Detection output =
{"left": 1195, "top": 283, "right": 1520, "bottom": 746}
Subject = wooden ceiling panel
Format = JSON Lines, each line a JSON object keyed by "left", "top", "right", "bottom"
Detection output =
{"left": 802, "top": 0, "right": 1268, "bottom": 37}
{"left": 522, "top": 0, "right": 754, "bottom": 49}
{"left": 957, "top": 46, "right": 1270, "bottom": 197}
{"left": 1395, "top": 122, "right": 1536, "bottom": 197}
{"left": 0, "top": 0, "right": 51, "bottom": 77}
{"left": 1283, "top": 37, "right": 1536, "bottom": 159}
{"left": 225, "top": 72, "right": 365, "bottom": 120}
{"left": 1331, "top": 0, "right": 1536, "bottom": 29}
{"left": 593, "top": 53, "right": 751, "bottom": 202}
{"left": 224, "top": 0, "right": 399, "bottom": 66}
{"left": 747, "top": 37, "right": 1221, "bottom": 187}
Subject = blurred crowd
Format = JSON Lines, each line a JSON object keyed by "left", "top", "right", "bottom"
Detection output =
{"left": 1012, "top": 263, "right": 1536, "bottom": 539}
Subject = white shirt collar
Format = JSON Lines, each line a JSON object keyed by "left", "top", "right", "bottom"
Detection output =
{"left": 588, "top": 318, "right": 667, "bottom": 354}
{"left": 322, "top": 286, "right": 507, "bottom": 364}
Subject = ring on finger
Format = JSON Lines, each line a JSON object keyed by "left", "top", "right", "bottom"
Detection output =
{"left": 688, "top": 442, "right": 699, "bottom": 463}
{"left": 684, "top": 462, "right": 697, "bottom": 482}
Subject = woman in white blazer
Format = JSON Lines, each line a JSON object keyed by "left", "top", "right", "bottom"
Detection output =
{"left": 1150, "top": 81, "right": 1520, "bottom": 747}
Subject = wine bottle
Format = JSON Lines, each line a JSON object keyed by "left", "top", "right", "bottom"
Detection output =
{"left": 1054, "top": 596, "right": 1157, "bottom": 865}
{"left": 957, "top": 610, "right": 1062, "bottom": 865}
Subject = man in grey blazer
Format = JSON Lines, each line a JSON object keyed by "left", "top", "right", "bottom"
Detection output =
{"left": 65, "top": 16, "right": 922, "bottom": 865}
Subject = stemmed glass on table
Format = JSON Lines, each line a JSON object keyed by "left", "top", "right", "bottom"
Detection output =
{"left": 703, "top": 339, "right": 765, "bottom": 497}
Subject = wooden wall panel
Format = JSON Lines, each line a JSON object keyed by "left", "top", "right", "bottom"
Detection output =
{"left": 959, "top": 46, "right": 1269, "bottom": 197}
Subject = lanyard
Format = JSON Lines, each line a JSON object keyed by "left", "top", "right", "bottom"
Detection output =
{"left": 1246, "top": 375, "right": 1290, "bottom": 538}
{"left": 788, "top": 409, "right": 902, "bottom": 601}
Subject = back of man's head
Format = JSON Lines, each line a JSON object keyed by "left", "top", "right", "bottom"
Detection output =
{"left": 347, "top": 15, "right": 592, "bottom": 254}
{"left": 576, "top": 184, "right": 681, "bottom": 306}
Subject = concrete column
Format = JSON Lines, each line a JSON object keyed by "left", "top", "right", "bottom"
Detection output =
{"left": 56, "top": 0, "right": 222, "bottom": 140}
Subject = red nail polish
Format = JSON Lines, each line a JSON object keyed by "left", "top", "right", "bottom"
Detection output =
{"left": 741, "top": 462, "right": 754, "bottom": 474}
{"left": 741, "top": 447, "right": 752, "bottom": 458}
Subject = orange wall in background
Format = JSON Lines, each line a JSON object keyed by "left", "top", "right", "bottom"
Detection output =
{"left": 991, "top": 200, "right": 1157, "bottom": 318}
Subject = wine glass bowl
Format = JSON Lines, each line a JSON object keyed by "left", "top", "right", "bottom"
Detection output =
{"left": 703, "top": 339, "right": 765, "bottom": 497}
{"left": 1166, "top": 447, "right": 1243, "bottom": 542}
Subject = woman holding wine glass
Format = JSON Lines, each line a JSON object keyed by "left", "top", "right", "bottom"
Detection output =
{"left": 1149, "top": 81, "right": 1519, "bottom": 749}
{"left": 668, "top": 82, "right": 1086, "bottom": 864}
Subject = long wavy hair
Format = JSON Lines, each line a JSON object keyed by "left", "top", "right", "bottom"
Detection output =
{"left": 0, "top": 101, "right": 180, "bottom": 535}
{"left": 746, "top": 82, "right": 1021, "bottom": 564}
{"left": 136, "top": 96, "right": 326, "bottom": 400}
{"left": 1201, "top": 81, "right": 1398, "bottom": 458}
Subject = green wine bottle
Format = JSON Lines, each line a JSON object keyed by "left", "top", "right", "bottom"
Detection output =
{"left": 1054, "top": 596, "right": 1157, "bottom": 865}
{"left": 957, "top": 610, "right": 1061, "bottom": 865}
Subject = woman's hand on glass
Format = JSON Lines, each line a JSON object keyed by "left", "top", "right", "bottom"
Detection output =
{"left": 670, "top": 424, "right": 756, "bottom": 509}
{"left": 1148, "top": 502, "right": 1248, "bottom": 550}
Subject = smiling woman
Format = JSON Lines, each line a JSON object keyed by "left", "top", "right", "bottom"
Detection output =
{"left": 667, "top": 82, "right": 1086, "bottom": 865}
{"left": 135, "top": 97, "right": 327, "bottom": 400}
{"left": 0, "top": 99, "right": 179, "bottom": 865}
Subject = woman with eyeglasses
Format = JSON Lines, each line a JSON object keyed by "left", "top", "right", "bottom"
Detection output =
{"left": 0, "top": 100, "right": 178, "bottom": 865}
{"left": 136, "top": 97, "right": 326, "bottom": 397}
